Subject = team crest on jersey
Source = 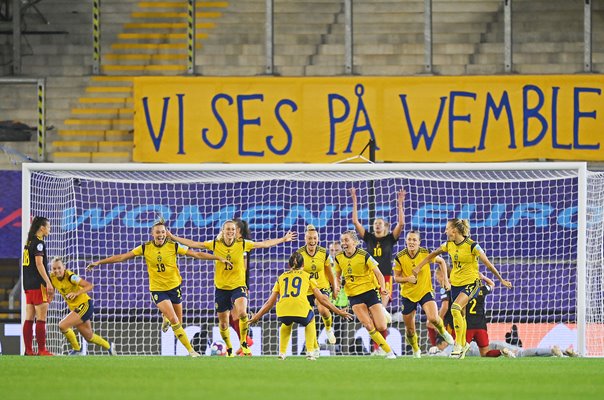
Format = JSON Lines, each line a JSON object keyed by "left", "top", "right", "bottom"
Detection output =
{"left": 312, "top": 264, "right": 316, "bottom": 271}
{"left": 157, "top": 255, "right": 162, "bottom": 263}
{"left": 347, "top": 267, "right": 352, "bottom": 275}
{"left": 36, "top": 243, "right": 43, "bottom": 251}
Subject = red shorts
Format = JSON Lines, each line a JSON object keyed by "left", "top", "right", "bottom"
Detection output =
{"left": 466, "top": 328, "right": 489, "bottom": 348}
{"left": 25, "top": 286, "right": 49, "bottom": 305}
{"left": 383, "top": 275, "right": 393, "bottom": 298}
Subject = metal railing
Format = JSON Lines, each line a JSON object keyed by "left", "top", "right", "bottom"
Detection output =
{"left": 6, "top": 1, "right": 599, "bottom": 76}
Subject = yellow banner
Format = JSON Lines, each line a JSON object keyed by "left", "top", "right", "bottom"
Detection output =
{"left": 134, "top": 76, "right": 604, "bottom": 163}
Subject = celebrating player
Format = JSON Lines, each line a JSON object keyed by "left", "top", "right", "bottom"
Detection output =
{"left": 334, "top": 230, "right": 396, "bottom": 359}
{"left": 22, "top": 216, "right": 55, "bottom": 356}
{"left": 350, "top": 187, "right": 405, "bottom": 353}
{"left": 248, "top": 252, "right": 352, "bottom": 360}
{"left": 50, "top": 257, "right": 115, "bottom": 355}
{"left": 392, "top": 230, "right": 454, "bottom": 358}
{"left": 167, "top": 220, "right": 296, "bottom": 357}
{"left": 412, "top": 218, "right": 512, "bottom": 359}
{"left": 87, "top": 219, "right": 228, "bottom": 357}
{"left": 295, "top": 225, "right": 339, "bottom": 355}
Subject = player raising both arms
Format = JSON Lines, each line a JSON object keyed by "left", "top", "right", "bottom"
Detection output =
{"left": 50, "top": 257, "right": 115, "bottom": 355}
{"left": 413, "top": 218, "right": 512, "bottom": 359}
{"left": 248, "top": 252, "right": 352, "bottom": 360}
{"left": 87, "top": 219, "right": 228, "bottom": 357}
{"left": 392, "top": 230, "right": 454, "bottom": 358}
{"left": 334, "top": 230, "right": 396, "bottom": 359}
{"left": 350, "top": 187, "right": 405, "bottom": 354}
{"left": 168, "top": 220, "right": 296, "bottom": 357}
{"left": 295, "top": 224, "right": 339, "bottom": 353}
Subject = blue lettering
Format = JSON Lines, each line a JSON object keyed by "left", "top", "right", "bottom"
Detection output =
{"left": 282, "top": 205, "right": 336, "bottom": 228}
{"left": 399, "top": 95, "right": 446, "bottom": 151}
{"left": 551, "top": 87, "right": 571, "bottom": 149}
{"left": 479, "top": 91, "right": 516, "bottom": 150}
{"left": 124, "top": 205, "right": 172, "bottom": 228}
{"left": 449, "top": 91, "right": 477, "bottom": 153}
{"left": 267, "top": 99, "right": 297, "bottom": 156}
{"left": 172, "top": 205, "right": 236, "bottom": 229}
{"left": 142, "top": 96, "right": 170, "bottom": 151}
{"left": 412, "top": 204, "right": 455, "bottom": 229}
{"left": 327, "top": 94, "right": 350, "bottom": 155}
{"left": 507, "top": 203, "right": 553, "bottom": 228}
{"left": 573, "top": 87, "right": 601, "bottom": 150}
{"left": 557, "top": 206, "right": 577, "bottom": 229}
{"left": 345, "top": 84, "right": 379, "bottom": 153}
{"left": 458, "top": 204, "right": 508, "bottom": 228}
{"left": 201, "top": 94, "right": 232, "bottom": 149}
{"left": 523, "top": 85, "right": 548, "bottom": 147}
{"left": 62, "top": 205, "right": 127, "bottom": 231}
{"left": 177, "top": 93, "right": 185, "bottom": 154}
{"left": 242, "top": 205, "right": 283, "bottom": 229}
{"left": 238, "top": 94, "right": 264, "bottom": 157}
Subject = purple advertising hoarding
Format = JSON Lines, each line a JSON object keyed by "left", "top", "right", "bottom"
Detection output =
{"left": 0, "top": 171, "right": 21, "bottom": 258}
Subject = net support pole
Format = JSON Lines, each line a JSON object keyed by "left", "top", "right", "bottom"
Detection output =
{"left": 187, "top": 0, "right": 196, "bottom": 75}
{"left": 424, "top": 0, "right": 432, "bottom": 74}
{"left": 12, "top": 0, "right": 21, "bottom": 74}
{"left": 37, "top": 78, "right": 46, "bottom": 161}
{"left": 20, "top": 163, "right": 33, "bottom": 355}
{"left": 504, "top": 0, "right": 512, "bottom": 73}
{"left": 92, "top": 0, "right": 101, "bottom": 75}
{"left": 344, "top": 0, "right": 353, "bottom": 74}
{"left": 265, "top": 0, "right": 274, "bottom": 75}
{"left": 584, "top": 0, "right": 592, "bottom": 73}
{"left": 576, "top": 163, "right": 587, "bottom": 356}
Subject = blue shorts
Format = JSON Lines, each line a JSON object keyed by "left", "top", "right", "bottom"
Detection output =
{"left": 401, "top": 292, "right": 436, "bottom": 315}
{"left": 151, "top": 285, "right": 182, "bottom": 305}
{"left": 74, "top": 300, "right": 94, "bottom": 322}
{"left": 307, "top": 288, "right": 331, "bottom": 306}
{"left": 348, "top": 289, "right": 381, "bottom": 308}
{"left": 450, "top": 279, "right": 481, "bottom": 304}
{"left": 215, "top": 286, "right": 248, "bottom": 313}
{"left": 278, "top": 310, "right": 315, "bottom": 327}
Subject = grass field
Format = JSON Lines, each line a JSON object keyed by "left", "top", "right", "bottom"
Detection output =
{"left": 1, "top": 356, "right": 603, "bottom": 400}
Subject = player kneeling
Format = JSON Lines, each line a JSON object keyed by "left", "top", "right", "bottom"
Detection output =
{"left": 50, "top": 257, "right": 115, "bottom": 355}
{"left": 248, "top": 252, "right": 353, "bottom": 360}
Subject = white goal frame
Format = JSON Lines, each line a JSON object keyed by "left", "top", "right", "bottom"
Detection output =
{"left": 21, "top": 162, "right": 590, "bottom": 356}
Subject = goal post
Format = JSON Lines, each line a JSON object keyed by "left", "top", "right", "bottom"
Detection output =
{"left": 21, "top": 162, "right": 602, "bottom": 357}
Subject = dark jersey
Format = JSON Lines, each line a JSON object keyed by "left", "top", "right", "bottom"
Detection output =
{"left": 362, "top": 231, "right": 397, "bottom": 276}
{"left": 440, "top": 288, "right": 453, "bottom": 330}
{"left": 466, "top": 285, "right": 492, "bottom": 330}
{"left": 22, "top": 236, "right": 48, "bottom": 290}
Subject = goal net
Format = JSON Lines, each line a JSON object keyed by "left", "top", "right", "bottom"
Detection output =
{"left": 21, "top": 163, "right": 603, "bottom": 357}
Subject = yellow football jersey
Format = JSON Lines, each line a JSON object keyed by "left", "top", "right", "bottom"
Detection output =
{"left": 273, "top": 269, "right": 317, "bottom": 318}
{"left": 393, "top": 247, "right": 434, "bottom": 302}
{"left": 334, "top": 249, "right": 379, "bottom": 297}
{"left": 439, "top": 238, "right": 482, "bottom": 286}
{"left": 296, "top": 245, "right": 331, "bottom": 294}
{"left": 132, "top": 240, "right": 188, "bottom": 291}
{"left": 50, "top": 269, "right": 91, "bottom": 311}
{"left": 203, "top": 239, "right": 255, "bottom": 290}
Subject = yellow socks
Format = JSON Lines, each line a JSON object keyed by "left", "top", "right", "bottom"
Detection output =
{"left": 62, "top": 328, "right": 81, "bottom": 351}
{"left": 239, "top": 315, "right": 249, "bottom": 347}
{"left": 451, "top": 303, "right": 466, "bottom": 346}
{"left": 322, "top": 315, "right": 333, "bottom": 331}
{"left": 305, "top": 318, "right": 318, "bottom": 353}
{"left": 406, "top": 332, "right": 419, "bottom": 352}
{"left": 219, "top": 326, "right": 233, "bottom": 350}
{"left": 171, "top": 322, "right": 193, "bottom": 352}
{"left": 88, "top": 333, "right": 110, "bottom": 350}
{"left": 369, "top": 329, "right": 392, "bottom": 353}
{"left": 433, "top": 318, "right": 447, "bottom": 336}
{"left": 279, "top": 323, "right": 293, "bottom": 355}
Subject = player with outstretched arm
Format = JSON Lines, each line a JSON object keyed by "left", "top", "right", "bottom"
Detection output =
{"left": 87, "top": 218, "right": 229, "bottom": 357}
{"left": 167, "top": 220, "right": 296, "bottom": 357}
{"left": 412, "top": 218, "right": 512, "bottom": 359}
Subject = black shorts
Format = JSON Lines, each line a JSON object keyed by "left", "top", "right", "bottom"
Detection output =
{"left": 349, "top": 289, "right": 381, "bottom": 308}
{"left": 278, "top": 310, "right": 315, "bottom": 327}
{"left": 306, "top": 288, "right": 331, "bottom": 306}
{"left": 401, "top": 292, "right": 436, "bottom": 315}
{"left": 215, "top": 286, "right": 248, "bottom": 313}
{"left": 74, "top": 300, "right": 94, "bottom": 322}
{"left": 151, "top": 285, "right": 182, "bottom": 305}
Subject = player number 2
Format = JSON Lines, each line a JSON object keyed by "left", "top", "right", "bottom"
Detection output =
{"left": 468, "top": 298, "right": 477, "bottom": 314}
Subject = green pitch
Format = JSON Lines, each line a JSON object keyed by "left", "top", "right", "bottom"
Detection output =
{"left": 1, "top": 356, "right": 603, "bottom": 400}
